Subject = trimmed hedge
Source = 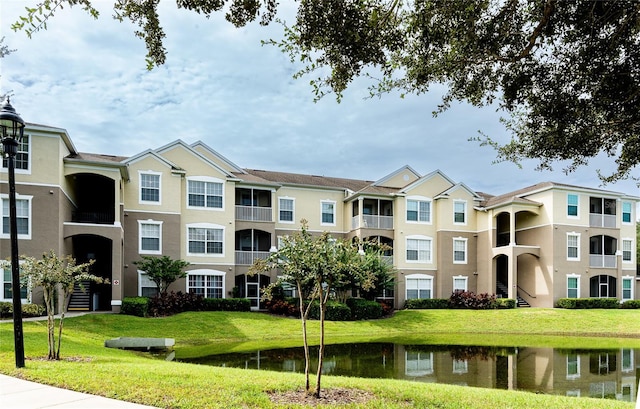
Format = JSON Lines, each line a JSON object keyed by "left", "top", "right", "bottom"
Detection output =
{"left": 202, "top": 297, "right": 251, "bottom": 312}
{"left": 404, "top": 298, "right": 449, "bottom": 309}
{"left": 308, "top": 301, "right": 352, "bottom": 321}
{"left": 347, "top": 298, "right": 383, "bottom": 320}
{"left": 121, "top": 297, "right": 150, "bottom": 317}
{"left": 621, "top": 300, "right": 640, "bottom": 309}
{"left": 0, "top": 301, "right": 45, "bottom": 318}
{"left": 495, "top": 298, "right": 516, "bottom": 309}
{"left": 556, "top": 298, "right": 620, "bottom": 309}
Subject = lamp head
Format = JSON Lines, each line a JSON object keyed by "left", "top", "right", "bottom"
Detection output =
{"left": 0, "top": 97, "right": 25, "bottom": 141}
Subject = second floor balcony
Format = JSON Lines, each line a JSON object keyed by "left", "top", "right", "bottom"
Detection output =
{"left": 235, "top": 205, "right": 272, "bottom": 222}
{"left": 235, "top": 187, "right": 273, "bottom": 222}
{"left": 352, "top": 215, "right": 394, "bottom": 230}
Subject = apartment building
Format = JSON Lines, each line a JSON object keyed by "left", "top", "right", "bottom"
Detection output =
{"left": 1, "top": 125, "right": 638, "bottom": 311}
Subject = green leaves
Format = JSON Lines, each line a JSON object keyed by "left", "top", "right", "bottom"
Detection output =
{"left": 133, "top": 255, "right": 190, "bottom": 295}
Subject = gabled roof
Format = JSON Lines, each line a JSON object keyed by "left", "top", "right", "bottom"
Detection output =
{"left": 190, "top": 140, "right": 246, "bottom": 174}
{"left": 122, "top": 149, "right": 183, "bottom": 173}
{"left": 399, "top": 169, "right": 456, "bottom": 194}
{"left": 154, "top": 139, "right": 236, "bottom": 179}
{"left": 27, "top": 123, "right": 77, "bottom": 155}
{"left": 435, "top": 182, "right": 483, "bottom": 201}
{"left": 64, "top": 152, "right": 130, "bottom": 180}
{"left": 373, "top": 165, "right": 421, "bottom": 187}
{"left": 244, "top": 169, "right": 372, "bottom": 192}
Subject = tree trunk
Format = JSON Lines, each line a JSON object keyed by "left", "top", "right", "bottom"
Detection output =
{"left": 314, "top": 283, "right": 328, "bottom": 398}
{"left": 55, "top": 293, "right": 70, "bottom": 360}
{"left": 43, "top": 288, "right": 56, "bottom": 360}
{"left": 297, "top": 281, "right": 311, "bottom": 393}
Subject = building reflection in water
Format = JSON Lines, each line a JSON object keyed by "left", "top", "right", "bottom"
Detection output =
{"left": 180, "top": 343, "right": 638, "bottom": 402}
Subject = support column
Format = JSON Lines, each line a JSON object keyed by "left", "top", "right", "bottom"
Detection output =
{"left": 507, "top": 250, "right": 517, "bottom": 300}
{"left": 509, "top": 211, "right": 516, "bottom": 246}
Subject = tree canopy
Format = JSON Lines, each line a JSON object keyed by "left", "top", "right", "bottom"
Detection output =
{"left": 12, "top": 0, "right": 640, "bottom": 184}
{"left": 133, "top": 255, "right": 190, "bottom": 296}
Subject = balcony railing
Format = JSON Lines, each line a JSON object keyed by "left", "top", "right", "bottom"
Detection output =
{"left": 72, "top": 210, "right": 115, "bottom": 224}
{"left": 589, "top": 213, "right": 616, "bottom": 228}
{"left": 589, "top": 254, "right": 617, "bottom": 268}
{"left": 235, "top": 206, "right": 272, "bottom": 222}
{"left": 351, "top": 215, "right": 394, "bottom": 230}
{"left": 235, "top": 250, "right": 271, "bottom": 265}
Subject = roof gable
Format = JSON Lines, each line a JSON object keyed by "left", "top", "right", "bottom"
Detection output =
{"left": 154, "top": 140, "right": 235, "bottom": 178}
{"left": 190, "top": 141, "right": 246, "bottom": 174}
{"left": 373, "top": 165, "right": 421, "bottom": 188}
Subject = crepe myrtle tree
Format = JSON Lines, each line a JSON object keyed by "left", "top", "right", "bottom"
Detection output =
{"left": 13, "top": 1, "right": 640, "bottom": 185}
{"left": 249, "top": 219, "right": 388, "bottom": 398}
{"left": 18, "top": 251, "right": 105, "bottom": 360}
{"left": 133, "top": 255, "right": 190, "bottom": 296}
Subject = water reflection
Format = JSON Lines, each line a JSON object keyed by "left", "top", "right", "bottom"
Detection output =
{"left": 179, "top": 343, "right": 638, "bottom": 402}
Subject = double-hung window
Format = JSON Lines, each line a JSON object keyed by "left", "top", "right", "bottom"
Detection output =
{"left": 2, "top": 265, "right": 28, "bottom": 301}
{"left": 140, "top": 172, "right": 160, "bottom": 203}
{"left": 567, "top": 275, "right": 580, "bottom": 298}
{"left": 279, "top": 198, "right": 294, "bottom": 223}
{"left": 2, "top": 135, "right": 30, "bottom": 171}
{"left": 188, "top": 179, "right": 223, "bottom": 209}
{"left": 567, "top": 194, "right": 578, "bottom": 217}
{"left": 453, "top": 238, "right": 467, "bottom": 263}
{"left": 188, "top": 225, "right": 224, "bottom": 255}
{"left": 453, "top": 201, "right": 466, "bottom": 224}
{"left": 622, "top": 202, "right": 632, "bottom": 224}
{"left": 567, "top": 233, "right": 580, "bottom": 260}
{"left": 1, "top": 196, "right": 31, "bottom": 239}
{"left": 139, "top": 221, "right": 162, "bottom": 254}
{"left": 406, "top": 198, "right": 431, "bottom": 223}
{"left": 321, "top": 201, "right": 335, "bottom": 225}
{"left": 406, "top": 274, "right": 433, "bottom": 300}
{"left": 406, "top": 236, "right": 432, "bottom": 263}
{"left": 622, "top": 239, "right": 633, "bottom": 263}
{"left": 453, "top": 276, "right": 468, "bottom": 293}
{"left": 187, "top": 271, "right": 225, "bottom": 298}
{"left": 622, "top": 277, "right": 633, "bottom": 301}
{"left": 138, "top": 272, "right": 158, "bottom": 297}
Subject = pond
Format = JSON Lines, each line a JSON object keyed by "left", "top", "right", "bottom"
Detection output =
{"left": 179, "top": 343, "right": 639, "bottom": 403}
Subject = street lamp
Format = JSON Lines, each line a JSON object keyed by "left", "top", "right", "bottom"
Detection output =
{"left": 0, "top": 97, "right": 26, "bottom": 368}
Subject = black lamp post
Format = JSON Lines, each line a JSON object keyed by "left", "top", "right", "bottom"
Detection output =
{"left": 0, "top": 97, "right": 26, "bottom": 368}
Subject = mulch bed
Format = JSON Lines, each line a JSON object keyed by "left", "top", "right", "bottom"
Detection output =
{"left": 268, "top": 388, "right": 375, "bottom": 406}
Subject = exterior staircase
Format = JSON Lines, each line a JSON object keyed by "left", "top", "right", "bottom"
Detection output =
{"left": 67, "top": 280, "right": 91, "bottom": 311}
{"left": 496, "top": 281, "right": 531, "bottom": 308}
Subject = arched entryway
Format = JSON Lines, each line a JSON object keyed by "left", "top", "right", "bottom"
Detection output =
{"left": 235, "top": 273, "right": 271, "bottom": 310}
{"left": 70, "top": 235, "right": 113, "bottom": 311}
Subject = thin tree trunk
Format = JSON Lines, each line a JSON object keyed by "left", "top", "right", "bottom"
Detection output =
{"left": 44, "top": 288, "right": 56, "bottom": 360}
{"left": 314, "top": 282, "right": 328, "bottom": 398}
{"left": 297, "top": 281, "right": 311, "bottom": 393}
{"left": 55, "top": 292, "right": 70, "bottom": 360}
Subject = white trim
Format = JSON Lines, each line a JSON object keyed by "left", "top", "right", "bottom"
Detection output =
{"left": 566, "top": 354, "right": 580, "bottom": 380}
{"left": 278, "top": 196, "right": 295, "bottom": 224}
{"left": 137, "top": 271, "right": 159, "bottom": 297}
{"left": 453, "top": 200, "right": 467, "bottom": 225}
{"left": 0, "top": 133, "right": 32, "bottom": 176}
{"left": 453, "top": 275, "right": 468, "bottom": 292}
{"left": 138, "top": 170, "right": 162, "bottom": 205}
{"left": 453, "top": 237, "right": 467, "bottom": 264}
{"left": 186, "top": 269, "right": 227, "bottom": 299}
{"left": 320, "top": 200, "right": 336, "bottom": 226}
{"left": 567, "top": 193, "right": 579, "bottom": 218}
{"left": 186, "top": 176, "right": 225, "bottom": 211}
{"left": 137, "top": 220, "right": 163, "bottom": 254}
{"left": 1, "top": 262, "right": 29, "bottom": 303}
{"left": 405, "top": 273, "right": 434, "bottom": 300}
{"left": 567, "top": 232, "right": 580, "bottom": 261}
{"left": 406, "top": 235, "right": 433, "bottom": 263}
{"left": 406, "top": 196, "right": 432, "bottom": 224}
{"left": 621, "top": 238, "right": 633, "bottom": 264}
{"left": 621, "top": 275, "right": 634, "bottom": 302}
{"left": 0, "top": 194, "right": 33, "bottom": 240}
{"left": 621, "top": 201, "right": 633, "bottom": 224}
{"left": 566, "top": 273, "right": 581, "bottom": 298}
{"left": 186, "top": 223, "right": 225, "bottom": 257}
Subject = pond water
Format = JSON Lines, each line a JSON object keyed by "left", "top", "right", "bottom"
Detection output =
{"left": 179, "top": 343, "right": 639, "bottom": 403}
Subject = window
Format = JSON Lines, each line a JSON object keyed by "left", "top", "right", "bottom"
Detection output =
{"left": 590, "top": 275, "right": 616, "bottom": 298}
{"left": 2, "top": 135, "right": 29, "bottom": 171}
{"left": 567, "top": 275, "right": 580, "bottom": 298}
{"left": 406, "top": 237, "right": 432, "bottom": 263}
{"left": 321, "top": 201, "right": 335, "bottom": 225}
{"left": 453, "top": 238, "right": 467, "bottom": 263}
{"left": 187, "top": 270, "right": 225, "bottom": 298}
{"left": 622, "top": 277, "right": 633, "bottom": 301}
{"left": 279, "top": 198, "right": 294, "bottom": 223}
{"left": 567, "top": 194, "right": 578, "bottom": 217}
{"left": 622, "top": 349, "right": 633, "bottom": 372}
{"left": 138, "top": 272, "right": 158, "bottom": 297}
{"left": 140, "top": 172, "right": 160, "bottom": 203}
{"left": 453, "top": 201, "right": 466, "bottom": 224}
{"left": 188, "top": 225, "right": 224, "bottom": 255}
{"left": 622, "top": 239, "right": 632, "bottom": 262}
{"left": 453, "top": 359, "right": 468, "bottom": 374}
{"left": 405, "top": 351, "right": 434, "bottom": 376}
{"left": 453, "top": 276, "right": 468, "bottom": 293}
{"left": 1, "top": 196, "right": 31, "bottom": 238}
{"left": 138, "top": 221, "right": 162, "bottom": 254}
{"left": 2, "top": 266, "right": 27, "bottom": 301}
{"left": 188, "top": 179, "right": 223, "bottom": 209}
{"left": 406, "top": 274, "right": 432, "bottom": 299}
{"left": 567, "top": 233, "right": 580, "bottom": 260}
{"left": 622, "top": 202, "right": 632, "bottom": 223}
{"left": 566, "top": 355, "right": 580, "bottom": 379}
{"left": 406, "top": 198, "right": 431, "bottom": 223}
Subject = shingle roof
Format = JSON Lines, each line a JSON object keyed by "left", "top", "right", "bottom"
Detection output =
{"left": 67, "top": 152, "right": 129, "bottom": 163}
{"left": 243, "top": 169, "right": 372, "bottom": 192}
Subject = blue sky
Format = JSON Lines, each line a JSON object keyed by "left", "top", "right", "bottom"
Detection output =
{"left": 0, "top": 1, "right": 638, "bottom": 198}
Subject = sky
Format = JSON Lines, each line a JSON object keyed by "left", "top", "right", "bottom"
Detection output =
{"left": 0, "top": 1, "right": 638, "bottom": 199}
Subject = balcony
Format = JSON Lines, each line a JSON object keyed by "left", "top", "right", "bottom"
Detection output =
{"left": 235, "top": 206, "right": 272, "bottom": 222}
{"left": 235, "top": 251, "right": 271, "bottom": 265}
{"left": 72, "top": 210, "right": 115, "bottom": 225}
{"left": 351, "top": 215, "right": 394, "bottom": 230}
{"left": 589, "top": 213, "right": 616, "bottom": 228}
{"left": 589, "top": 254, "right": 617, "bottom": 268}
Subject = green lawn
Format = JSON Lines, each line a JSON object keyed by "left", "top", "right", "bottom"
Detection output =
{"left": 1, "top": 309, "right": 639, "bottom": 408}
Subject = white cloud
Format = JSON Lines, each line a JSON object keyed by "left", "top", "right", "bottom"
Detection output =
{"left": 0, "top": 0, "right": 637, "bottom": 197}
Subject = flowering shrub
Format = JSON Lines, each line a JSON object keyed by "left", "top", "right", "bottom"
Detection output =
{"left": 448, "top": 291, "right": 497, "bottom": 310}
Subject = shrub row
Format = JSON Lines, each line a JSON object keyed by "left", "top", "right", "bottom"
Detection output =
{"left": 404, "top": 292, "right": 517, "bottom": 310}
{"left": 0, "top": 301, "right": 45, "bottom": 318}
{"left": 556, "top": 298, "right": 631, "bottom": 309}
{"left": 265, "top": 298, "right": 385, "bottom": 321}
{"left": 121, "top": 292, "right": 251, "bottom": 317}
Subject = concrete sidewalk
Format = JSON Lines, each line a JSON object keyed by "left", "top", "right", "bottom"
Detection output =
{"left": 0, "top": 374, "right": 158, "bottom": 408}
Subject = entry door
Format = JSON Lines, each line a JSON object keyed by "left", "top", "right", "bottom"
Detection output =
{"left": 247, "top": 277, "right": 260, "bottom": 310}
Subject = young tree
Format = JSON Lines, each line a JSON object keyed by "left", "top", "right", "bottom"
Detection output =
{"left": 19, "top": 251, "right": 105, "bottom": 360}
{"left": 133, "top": 255, "right": 190, "bottom": 296}
{"left": 13, "top": 1, "right": 640, "bottom": 183}
{"left": 250, "top": 220, "right": 390, "bottom": 398}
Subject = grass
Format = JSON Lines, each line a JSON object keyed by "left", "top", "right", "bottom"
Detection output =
{"left": 1, "top": 309, "right": 639, "bottom": 408}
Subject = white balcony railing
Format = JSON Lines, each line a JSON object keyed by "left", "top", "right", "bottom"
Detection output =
{"left": 589, "top": 254, "right": 617, "bottom": 268}
{"left": 235, "top": 206, "right": 272, "bottom": 222}
{"left": 235, "top": 251, "right": 271, "bottom": 265}
{"left": 351, "top": 215, "right": 394, "bottom": 230}
{"left": 589, "top": 213, "right": 616, "bottom": 228}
